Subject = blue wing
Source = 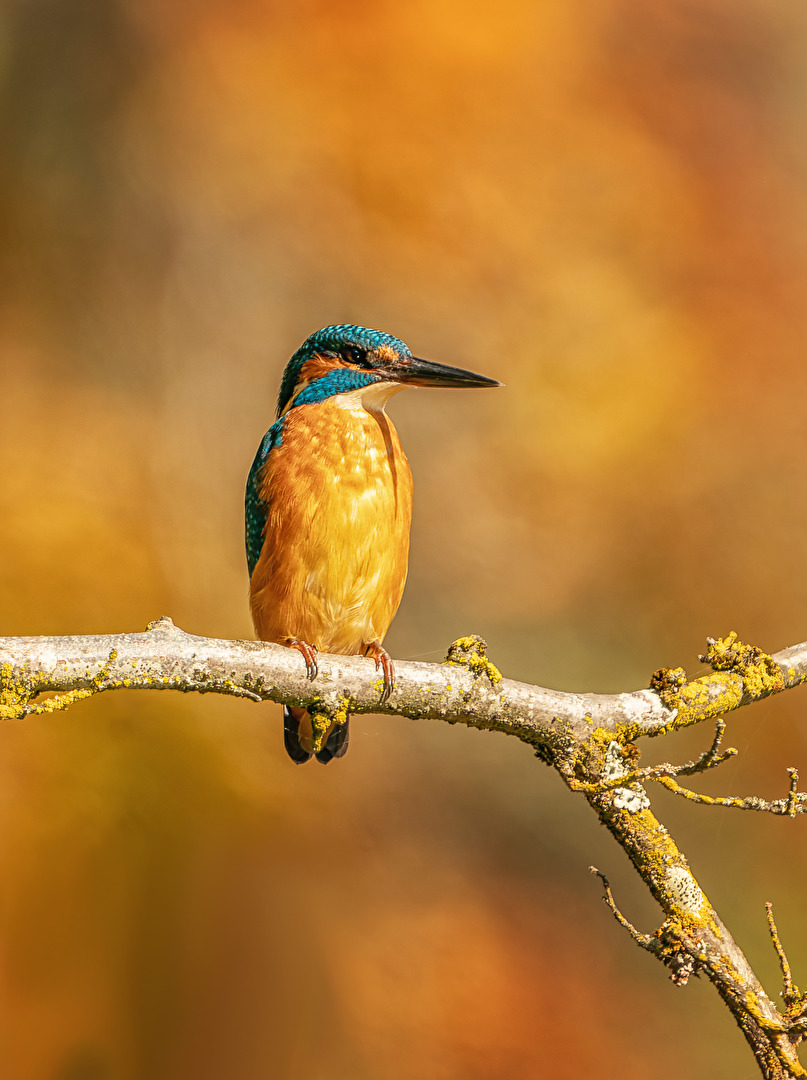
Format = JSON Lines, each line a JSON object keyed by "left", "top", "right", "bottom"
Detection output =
{"left": 244, "top": 419, "right": 284, "bottom": 577}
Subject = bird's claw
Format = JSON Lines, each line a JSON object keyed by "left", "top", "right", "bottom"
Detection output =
{"left": 364, "top": 641, "right": 395, "bottom": 704}
{"left": 288, "top": 639, "right": 318, "bottom": 680}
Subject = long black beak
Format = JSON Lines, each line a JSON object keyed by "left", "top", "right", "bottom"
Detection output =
{"left": 391, "top": 355, "right": 502, "bottom": 389}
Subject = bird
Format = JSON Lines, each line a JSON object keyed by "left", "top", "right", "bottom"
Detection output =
{"left": 245, "top": 324, "right": 500, "bottom": 764}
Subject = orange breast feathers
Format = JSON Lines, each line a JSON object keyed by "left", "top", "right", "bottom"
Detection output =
{"left": 249, "top": 393, "right": 413, "bottom": 655}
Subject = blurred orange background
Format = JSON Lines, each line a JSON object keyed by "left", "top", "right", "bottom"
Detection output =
{"left": 2, "top": 1, "right": 807, "bottom": 1077}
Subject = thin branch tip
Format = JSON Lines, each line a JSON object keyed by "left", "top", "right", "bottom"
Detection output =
{"left": 766, "top": 902, "right": 804, "bottom": 1017}
{"left": 589, "top": 867, "right": 654, "bottom": 950}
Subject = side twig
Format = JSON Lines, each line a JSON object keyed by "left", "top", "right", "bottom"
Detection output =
{"left": 656, "top": 772, "right": 807, "bottom": 816}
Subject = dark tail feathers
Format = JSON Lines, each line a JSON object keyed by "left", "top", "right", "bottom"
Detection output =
{"left": 283, "top": 705, "right": 350, "bottom": 765}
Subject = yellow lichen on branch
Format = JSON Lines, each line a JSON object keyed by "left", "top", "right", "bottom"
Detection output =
{"left": 701, "top": 632, "right": 785, "bottom": 698}
{"left": 648, "top": 632, "right": 792, "bottom": 737}
{"left": 445, "top": 635, "right": 503, "bottom": 685}
{"left": 308, "top": 694, "right": 354, "bottom": 754}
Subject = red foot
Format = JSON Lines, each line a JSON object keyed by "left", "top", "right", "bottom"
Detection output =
{"left": 364, "top": 641, "right": 395, "bottom": 704}
{"left": 288, "top": 639, "right": 318, "bottom": 680}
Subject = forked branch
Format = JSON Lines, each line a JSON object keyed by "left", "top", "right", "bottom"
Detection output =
{"left": 1, "top": 619, "right": 806, "bottom": 1077}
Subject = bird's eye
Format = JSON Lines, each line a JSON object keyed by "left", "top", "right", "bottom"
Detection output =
{"left": 343, "top": 345, "right": 368, "bottom": 366}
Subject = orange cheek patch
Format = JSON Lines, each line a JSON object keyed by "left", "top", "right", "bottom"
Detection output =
{"left": 297, "top": 353, "right": 352, "bottom": 388}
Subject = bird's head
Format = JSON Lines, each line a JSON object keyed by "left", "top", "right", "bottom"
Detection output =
{"left": 277, "top": 324, "right": 501, "bottom": 417}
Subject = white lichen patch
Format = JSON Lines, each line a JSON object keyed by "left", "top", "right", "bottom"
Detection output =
{"left": 613, "top": 786, "right": 651, "bottom": 813}
{"left": 666, "top": 866, "right": 706, "bottom": 915}
{"left": 604, "top": 741, "right": 651, "bottom": 814}
{"left": 603, "top": 741, "right": 628, "bottom": 781}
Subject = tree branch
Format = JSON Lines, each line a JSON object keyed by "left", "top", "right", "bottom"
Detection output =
{"left": 2, "top": 618, "right": 807, "bottom": 1077}
{"left": 2, "top": 620, "right": 805, "bottom": 743}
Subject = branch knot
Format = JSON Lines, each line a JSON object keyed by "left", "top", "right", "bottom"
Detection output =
{"left": 444, "top": 635, "right": 503, "bottom": 685}
{"left": 649, "top": 665, "right": 687, "bottom": 710}
{"left": 699, "top": 631, "right": 784, "bottom": 697}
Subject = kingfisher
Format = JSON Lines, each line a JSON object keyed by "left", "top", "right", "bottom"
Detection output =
{"left": 245, "top": 324, "right": 500, "bottom": 764}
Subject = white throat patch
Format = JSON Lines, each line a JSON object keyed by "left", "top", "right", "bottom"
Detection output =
{"left": 334, "top": 381, "right": 407, "bottom": 414}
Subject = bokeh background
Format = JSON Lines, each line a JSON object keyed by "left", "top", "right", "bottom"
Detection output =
{"left": 2, "top": 0, "right": 807, "bottom": 1076}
